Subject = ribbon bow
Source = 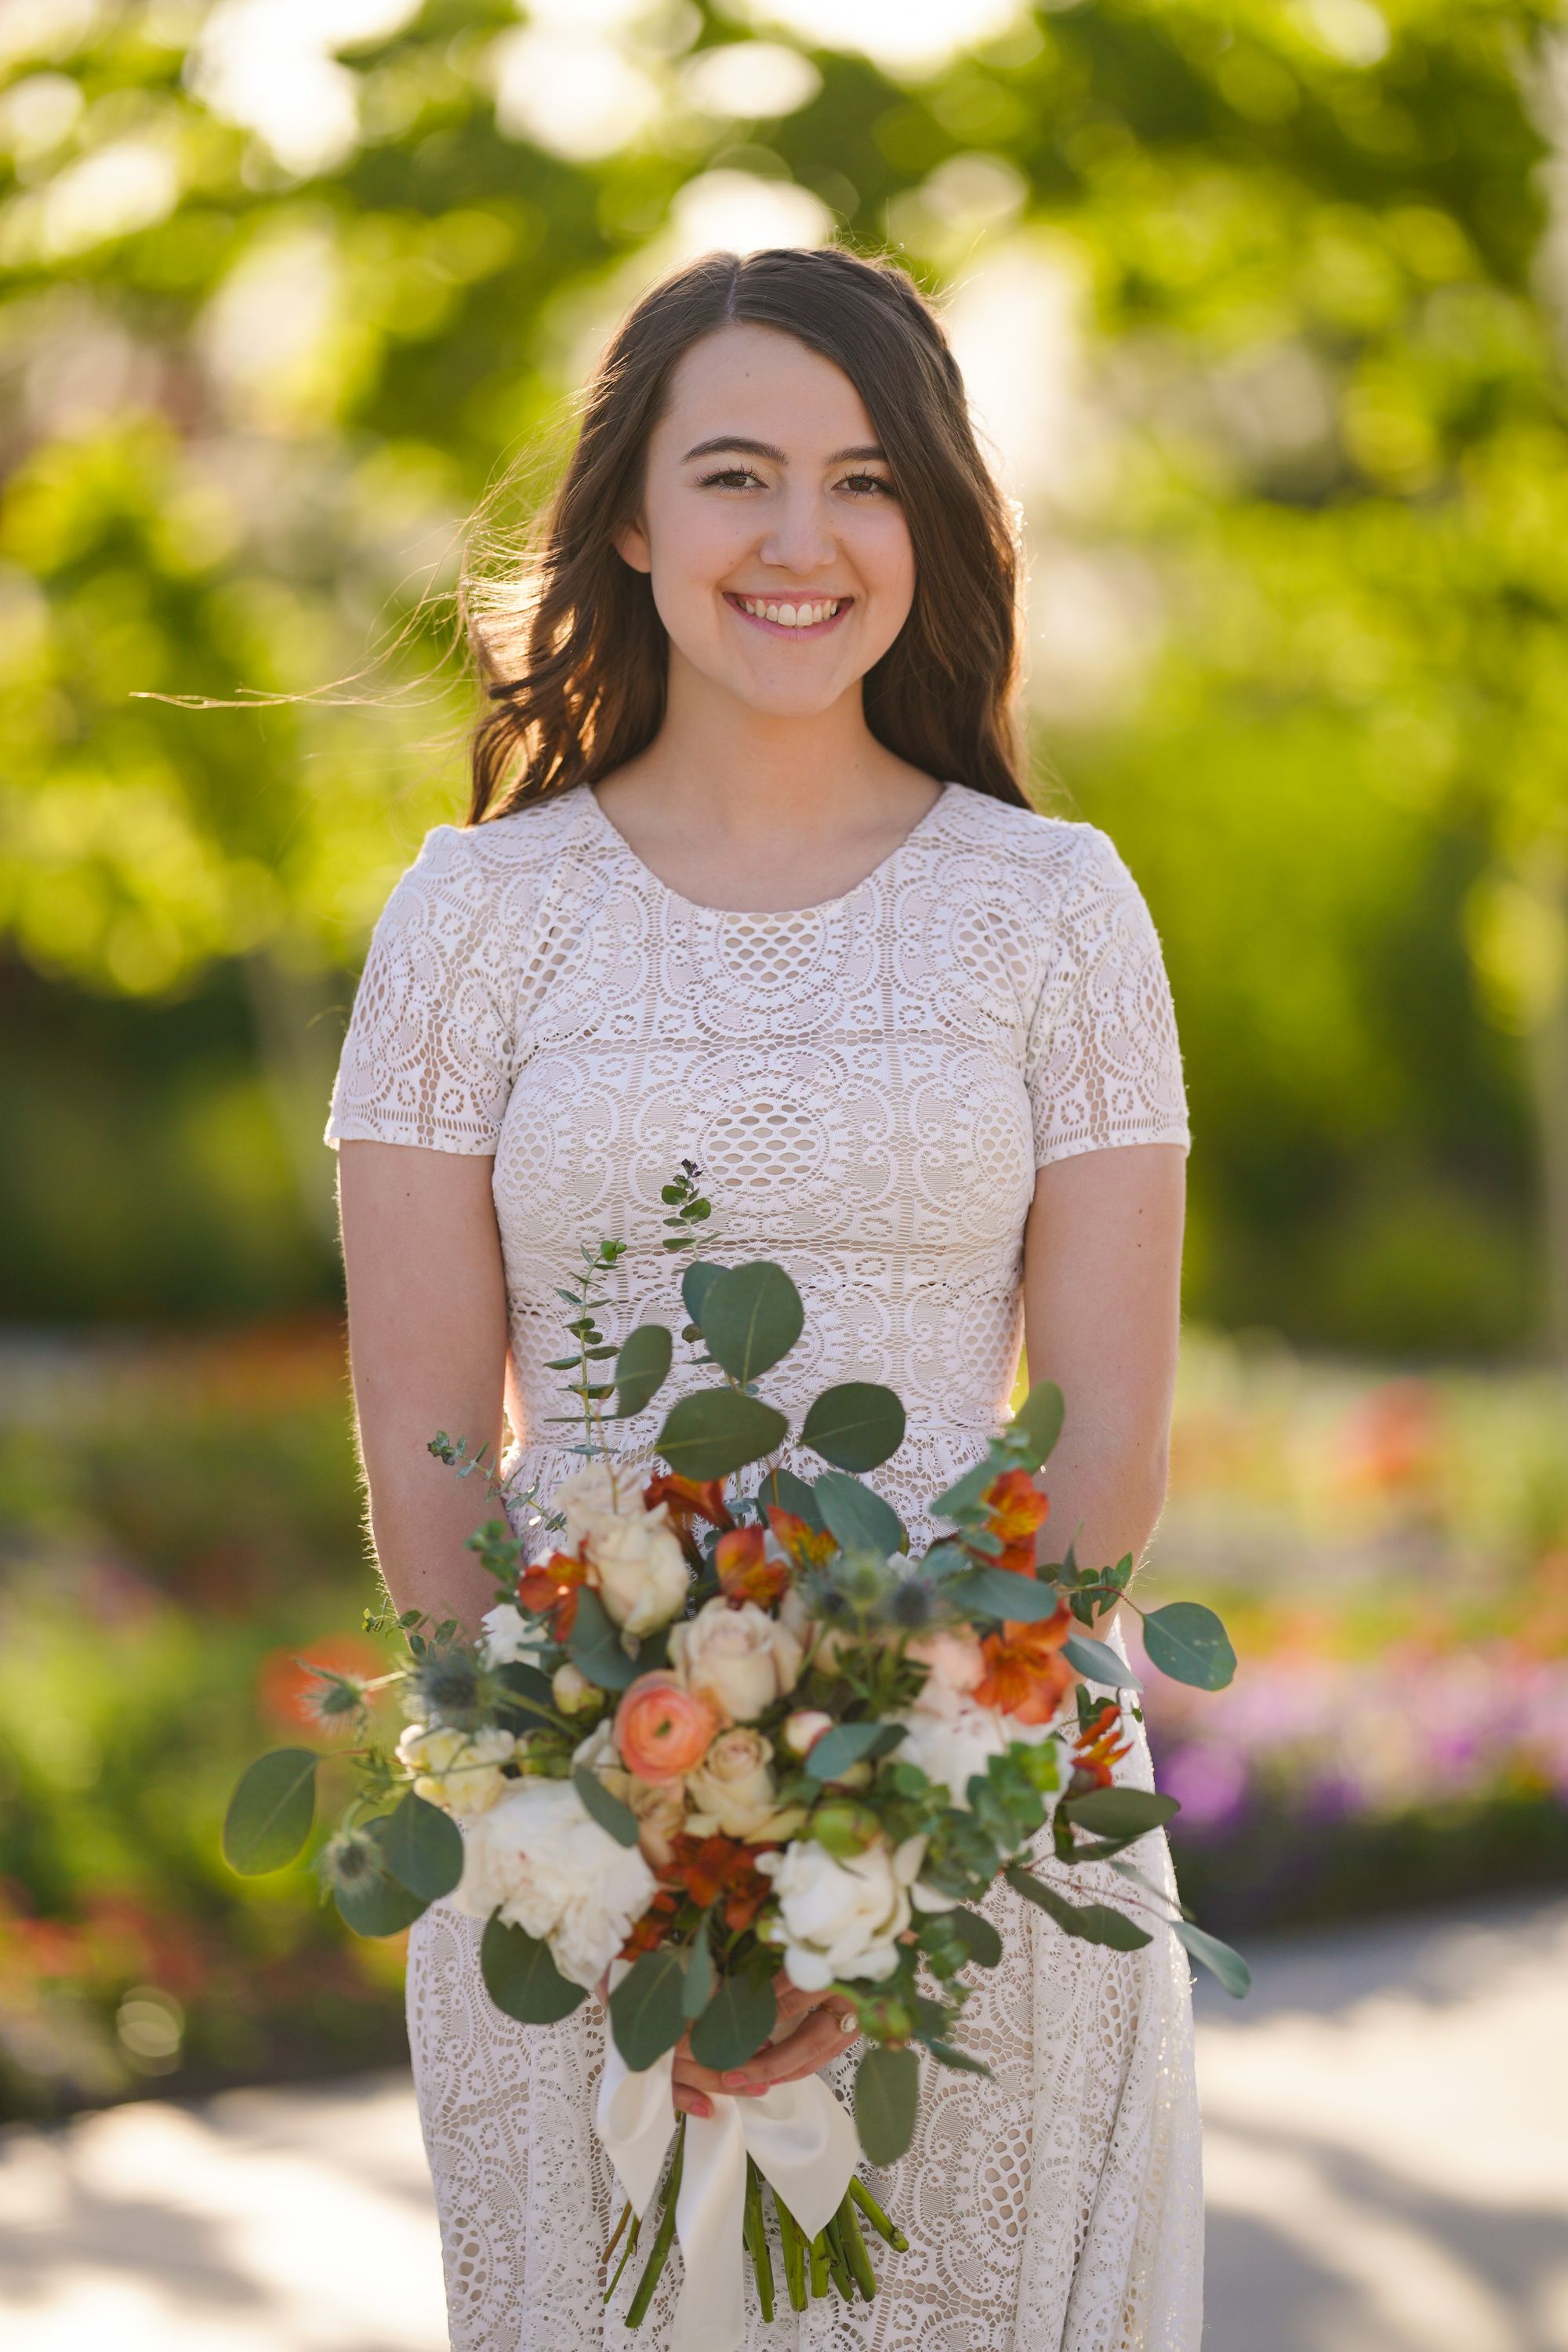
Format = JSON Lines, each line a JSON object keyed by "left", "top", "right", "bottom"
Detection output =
{"left": 596, "top": 1975, "right": 860, "bottom": 2352}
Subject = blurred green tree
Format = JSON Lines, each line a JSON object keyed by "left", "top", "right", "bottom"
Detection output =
{"left": 0, "top": 0, "right": 1563, "bottom": 1354}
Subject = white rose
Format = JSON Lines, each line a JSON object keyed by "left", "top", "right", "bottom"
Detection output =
{"left": 554, "top": 1462, "right": 644, "bottom": 1548}
{"left": 480, "top": 1602, "right": 550, "bottom": 1668}
{"left": 685, "top": 1727, "right": 804, "bottom": 1842}
{"left": 582, "top": 1510, "right": 690, "bottom": 1637}
{"left": 396, "top": 1723, "right": 516, "bottom": 1817}
{"left": 452, "top": 1777, "right": 656, "bottom": 1990}
{"left": 670, "top": 1599, "right": 804, "bottom": 1723}
{"left": 889, "top": 1686, "right": 1008, "bottom": 1810}
{"left": 756, "top": 1833, "right": 927, "bottom": 1991}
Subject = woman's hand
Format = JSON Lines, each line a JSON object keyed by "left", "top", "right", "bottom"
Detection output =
{"left": 593, "top": 1967, "right": 860, "bottom": 2119}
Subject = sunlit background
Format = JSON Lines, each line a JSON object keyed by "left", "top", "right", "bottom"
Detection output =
{"left": 2, "top": 2, "right": 1566, "bottom": 2347}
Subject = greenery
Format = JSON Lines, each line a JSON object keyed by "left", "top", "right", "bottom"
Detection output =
{"left": 0, "top": 1, "right": 1564, "bottom": 1354}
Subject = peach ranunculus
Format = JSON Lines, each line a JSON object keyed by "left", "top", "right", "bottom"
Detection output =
{"left": 670, "top": 1598, "right": 804, "bottom": 1722}
{"left": 614, "top": 1671, "right": 721, "bottom": 1784}
{"left": 907, "top": 1627, "right": 987, "bottom": 1699}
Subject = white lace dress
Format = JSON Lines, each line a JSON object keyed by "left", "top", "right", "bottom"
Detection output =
{"left": 324, "top": 779, "right": 1203, "bottom": 2352}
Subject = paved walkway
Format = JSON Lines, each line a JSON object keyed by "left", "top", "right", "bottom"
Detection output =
{"left": 2, "top": 1895, "right": 1565, "bottom": 2350}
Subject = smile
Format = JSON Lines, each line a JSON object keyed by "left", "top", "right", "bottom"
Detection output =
{"left": 722, "top": 591, "right": 851, "bottom": 638}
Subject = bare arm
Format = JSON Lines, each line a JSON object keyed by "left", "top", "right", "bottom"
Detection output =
{"left": 337, "top": 1138, "right": 512, "bottom": 1635}
{"left": 1022, "top": 1142, "right": 1187, "bottom": 1615}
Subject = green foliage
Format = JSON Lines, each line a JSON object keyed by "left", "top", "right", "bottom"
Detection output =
{"left": 1140, "top": 1602, "right": 1238, "bottom": 1692}
{"left": 698, "top": 1261, "right": 805, "bottom": 1385}
{"left": 853, "top": 2042, "right": 920, "bottom": 2165}
{"left": 611, "top": 1323, "right": 673, "bottom": 1421}
{"left": 800, "top": 1383, "right": 906, "bottom": 1472}
{"left": 378, "top": 1789, "right": 464, "bottom": 1902}
{"left": 813, "top": 1471, "right": 906, "bottom": 1559}
{"left": 1060, "top": 1634, "right": 1142, "bottom": 1690}
{"left": 480, "top": 1914, "right": 586, "bottom": 2027}
{"left": 656, "top": 1388, "right": 789, "bottom": 1480}
{"left": 688, "top": 1969, "right": 777, "bottom": 2072}
{"left": 608, "top": 1948, "right": 688, "bottom": 2073}
{"left": 572, "top": 1762, "right": 640, "bottom": 1849}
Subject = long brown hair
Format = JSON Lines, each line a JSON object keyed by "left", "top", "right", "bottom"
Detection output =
{"left": 463, "top": 242, "right": 1033, "bottom": 825}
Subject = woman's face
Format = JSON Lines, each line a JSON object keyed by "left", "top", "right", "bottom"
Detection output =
{"left": 615, "top": 321, "right": 916, "bottom": 717}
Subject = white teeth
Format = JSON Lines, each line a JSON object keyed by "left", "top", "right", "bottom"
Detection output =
{"left": 739, "top": 597, "right": 841, "bottom": 626}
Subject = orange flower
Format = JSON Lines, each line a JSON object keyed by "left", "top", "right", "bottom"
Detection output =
{"left": 1071, "top": 1698, "right": 1131, "bottom": 1789}
{"left": 614, "top": 1671, "right": 722, "bottom": 1783}
{"left": 973, "top": 1604, "right": 1075, "bottom": 1726}
{"left": 642, "top": 1473, "right": 734, "bottom": 1560}
{"left": 982, "top": 1468, "right": 1050, "bottom": 1575}
{"left": 517, "top": 1549, "right": 589, "bottom": 1638}
{"left": 257, "top": 1635, "right": 386, "bottom": 1735}
{"left": 764, "top": 1506, "right": 838, "bottom": 1573}
{"left": 714, "top": 1525, "right": 791, "bottom": 1608}
{"left": 660, "top": 1834, "right": 777, "bottom": 1933}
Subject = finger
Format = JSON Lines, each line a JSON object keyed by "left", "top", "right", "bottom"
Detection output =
{"left": 721, "top": 2014, "right": 848, "bottom": 2092}
{"left": 672, "top": 2082, "right": 714, "bottom": 2120}
{"left": 671, "top": 2053, "right": 729, "bottom": 2100}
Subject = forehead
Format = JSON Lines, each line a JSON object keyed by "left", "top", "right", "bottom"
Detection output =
{"left": 654, "top": 322, "right": 875, "bottom": 456}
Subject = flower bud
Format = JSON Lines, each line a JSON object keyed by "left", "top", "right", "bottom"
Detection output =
{"left": 782, "top": 1708, "right": 833, "bottom": 1757}
{"left": 551, "top": 1662, "right": 599, "bottom": 1714}
{"left": 809, "top": 1800, "right": 878, "bottom": 1858}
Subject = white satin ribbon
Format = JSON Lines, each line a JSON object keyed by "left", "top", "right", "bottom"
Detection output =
{"left": 596, "top": 1967, "right": 860, "bottom": 2352}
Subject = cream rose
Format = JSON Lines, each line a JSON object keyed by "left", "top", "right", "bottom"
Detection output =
{"left": 553, "top": 1461, "right": 644, "bottom": 1548}
{"left": 396, "top": 1723, "right": 516, "bottom": 1817}
{"left": 670, "top": 1599, "right": 804, "bottom": 1722}
{"left": 572, "top": 1717, "right": 691, "bottom": 1868}
{"left": 684, "top": 1727, "right": 805, "bottom": 1843}
{"left": 581, "top": 1509, "right": 690, "bottom": 1638}
{"left": 756, "top": 1833, "right": 927, "bottom": 1991}
{"left": 452, "top": 1777, "right": 656, "bottom": 1989}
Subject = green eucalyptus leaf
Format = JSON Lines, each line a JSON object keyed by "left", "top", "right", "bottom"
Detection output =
{"left": 688, "top": 1969, "right": 776, "bottom": 2071}
{"left": 1062, "top": 1634, "right": 1142, "bottom": 1690}
{"left": 759, "top": 1465, "right": 824, "bottom": 1528}
{"left": 800, "top": 1382, "right": 906, "bottom": 1472}
{"left": 699, "top": 1261, "right": 804, "bottom": 1384}
{"left": 566, "top": 1588, "right": 641, "bottom": 1691}
{"left": 335, "top": 1818, "right": 429, "bottom": 1937}
{"left": 1008, "top": 1379, "right": 1065, "bottom": 1468}
{"left": 1004, "top": 1865, "right": 1152, "bottom": 1951}
{"left": 379, "top": 1789, "right": 465, "bottom": 1900}
{"left": 1141, "top": 1602, "right": 1237, "bottom": 1690}
{"left": 804, "top": 1719, "right": 906, "bottom": 1782}
{"left": 611, "top": 1323, "right": 673, "bottom": 1419}
{"left": 814, "top": 1471, "right": 906, "bottom": 1559}
{"left": 572, "top": 1765, "right": 640, "bottom": 1848}
{"left": 681, "top": 1260, "right": 726, "bottom": 1328}
{"left": 682, "top": 1915, "right": 717, "bottom": 2022}
{"left": 609, "top": 1948, "right": 688, "bottom": 2072}
{"left": 1060, "top": 1788, "right": 1178, "bottom": 1841}
{"left": 481, "top": 1912, "right": 587, "bottom": 2024}
{"left": 918, "top": 2035, "right": 991, "bottom": 2076}
{"left": 853, "top": 2044, "right": 920, "bottom": 2165}
{"left": 946, "top": 1907, "right": 1004, "bottom": 1968}
{"left": 927, "top": 1457, "right": 997, "bottom": 1521}
{"left": 946, "top": 1566, "right": 1064, "bottom": 1623}
{"left": 1173, "top": 1920, "right": 1252, "bottom": 1998}
{"left": 658, "top": 1388, "right": 789, "bottom": 1480}
{"left": 223, "top": 1749, "right": 318, "bottom": 1876}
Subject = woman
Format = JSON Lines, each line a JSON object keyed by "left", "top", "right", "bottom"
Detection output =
{"left": 325, "top": 245, "right": 1201, "bottom": 2350}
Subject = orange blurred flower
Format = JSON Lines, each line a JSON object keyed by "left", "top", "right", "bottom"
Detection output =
{"left": 1071, "top": 1699, "right": 1131, "bottom": 1789}
{"left": 764, "top": 1506, "right": 838, "bottom": 1573}
{"left": 517, "top": 1549, "right": 589, "bottom": 1638}
{"left": 982, "top": 1468, "right": 1050, "bottom": 1574}
{"left": 974, "top": 1606, "right": 1075, "bottom": 1725}
{"left": 257, "top": 1635, "right": 387, "bottom": 1735}
{"left": 643, "top": 1473, "right": 734, "bottom": 1559}
{"left": 714, "top": 1525, "right": 791, "bottom": 1608}
{"left": 660, "top": 1834, "right": 777, "bottom": 1932}
{"left": 615, "top": 1672, "right": 722, "bottom": 1783}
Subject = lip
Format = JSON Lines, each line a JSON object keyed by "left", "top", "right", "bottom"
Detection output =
{"left": 722, "top": 590, "right": 851, "bottom": 639}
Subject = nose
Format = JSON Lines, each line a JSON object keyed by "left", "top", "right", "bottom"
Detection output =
{"left": 757, "top": 483, "right": 838, "bottom": 579}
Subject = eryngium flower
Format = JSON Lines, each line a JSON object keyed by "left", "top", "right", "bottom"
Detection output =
{"left": 320, "top": 1825, "right": 381, "bottom": 1893}
{"left": 884, "top": 1575, "right": 941, "bottom": 1631}
{"left": 408, "top": 1648, "right": 485, "bottom": 1730}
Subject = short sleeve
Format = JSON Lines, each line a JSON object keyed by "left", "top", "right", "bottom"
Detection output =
{"left": 1024, "top": 825, "right": 1191, "bottom": 1168}
{"left": 323, "top": 824, "right": 517, "bottom": 1155}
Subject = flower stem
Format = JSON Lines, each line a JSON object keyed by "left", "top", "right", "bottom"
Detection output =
{"left": 742, "top": 2157, "right": 775, "bottom": 2321}
{"left": 849, "top": 2174, "right": 909, "bottom": 2252}
{"left": 837, "top": 2189, "right": 879, "bottom": 2300}
{"left": 809, "top": 2226, "right": 830, "bottom": 2299}
{"left": 623, "top": 2115, "right": 685, "bottom": 2326}
{"left": 773, "top": 2192, "right": 808, "bottom": 2310}
{"left": 602, "top": 2210, "right": 640, "bottom": 2304}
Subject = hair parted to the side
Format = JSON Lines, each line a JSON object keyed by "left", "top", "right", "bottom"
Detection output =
{"left": 463, "top": 242, "right": 1035, "bottom": 825}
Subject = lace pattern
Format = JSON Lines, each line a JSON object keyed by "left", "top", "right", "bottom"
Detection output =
{"left": 328, "top": 780, "right": 1202, "bottom": 2349}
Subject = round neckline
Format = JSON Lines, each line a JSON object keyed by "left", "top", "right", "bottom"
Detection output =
{"left": 583, "top": 778, "right": 956, "bottom": 920}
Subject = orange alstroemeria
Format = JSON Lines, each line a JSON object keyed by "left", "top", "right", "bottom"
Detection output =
{"left": 982, "top": 1467, "right": 1050, "bottom": 1576}
{"left": 714, "top": 1524, "right": 791, "bottom": 1609}
{"left": 659, "top": 1834, "right": 777, "bottom": 1932}
{"left": 515, "top": 1549, "right": 589, "bottom": 1639}
{"left": 1072, "top": 1698, "right": 1131, "bottom": 1789}
{"left": 642, "top": 1473, "right": 734, "bottom": 1552}
{"left": 973, "top": 1603, "right": 1075, "bottom": 1726}
{"left": 764, "top": 1505, "right": 838, "bottom": 1574}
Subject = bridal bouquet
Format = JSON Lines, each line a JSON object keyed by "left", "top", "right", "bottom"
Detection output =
{"left": 224, "top": 1168, "right": 1244, "bottom": 2345}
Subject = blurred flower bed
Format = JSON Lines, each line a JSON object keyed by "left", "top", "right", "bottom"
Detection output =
{"left": 1141, "top": 1334, "right": 1568, "bottom": 1933}
{"left": 2, "top": 1320, "right": 1564, "bottom": 2120}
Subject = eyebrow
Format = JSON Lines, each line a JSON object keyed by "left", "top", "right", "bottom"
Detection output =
{"left": 681, "top": 435, "right": 888, "bottom": 466}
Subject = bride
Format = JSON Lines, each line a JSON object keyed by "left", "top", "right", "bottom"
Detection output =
{"left": 325, "top": 242, "right": 1201, "bottom": 2350}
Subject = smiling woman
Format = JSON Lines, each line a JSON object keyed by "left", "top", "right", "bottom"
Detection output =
{"left": 329, "top": 242, "right": 1200, "bottom": 2352}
